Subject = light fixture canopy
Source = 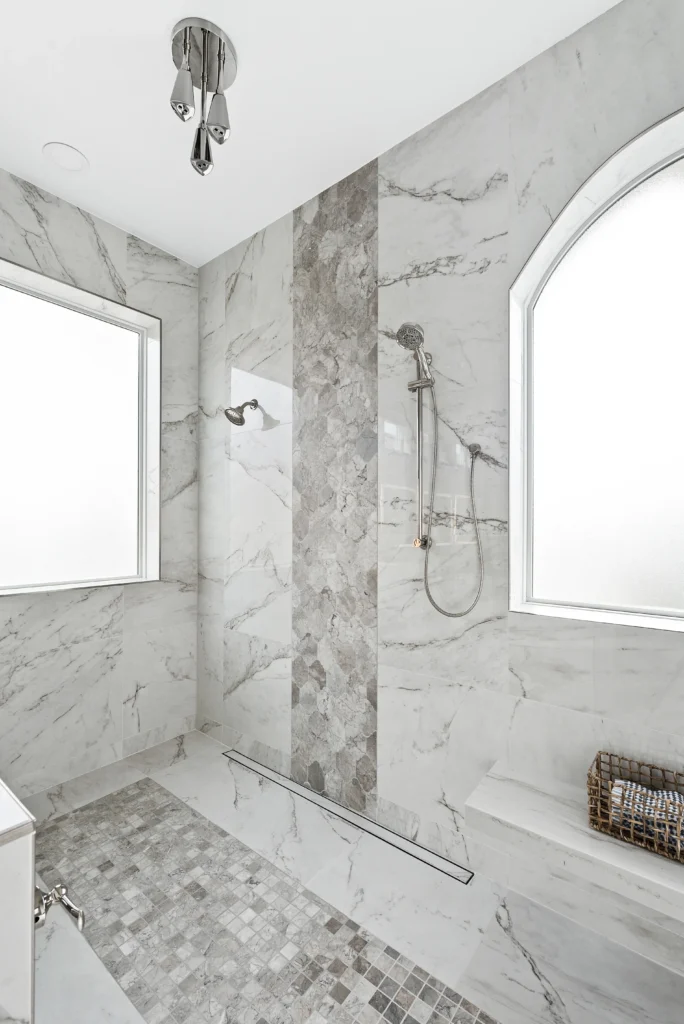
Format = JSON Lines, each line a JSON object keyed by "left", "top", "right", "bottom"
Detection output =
{"left": 170, "top": 17, "right": 237, "bottom": 174}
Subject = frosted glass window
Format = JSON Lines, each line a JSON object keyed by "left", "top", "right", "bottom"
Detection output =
{"left": 531, "top": 159, "right": 684, "bottom": 618}
{"left": 0, "top": 266, "right": 160, "bottom": 595}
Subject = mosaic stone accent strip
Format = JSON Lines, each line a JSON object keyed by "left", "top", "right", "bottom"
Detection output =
{"left": 36, "top": 779, "right": 498, "bottom": 1024}
{"left": 292, "top": 161, "right": 379, "bottom": 813}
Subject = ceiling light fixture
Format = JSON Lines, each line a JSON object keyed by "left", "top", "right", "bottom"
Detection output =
{"left": 170, "top": 18, "right": 237, "bottom": 177}
{"left": 42, "top": 142, "right": 89, "bottom": 172}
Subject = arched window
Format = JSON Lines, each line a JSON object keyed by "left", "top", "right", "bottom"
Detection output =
{"left": 510, "top": 107, "right": 684, "bottom": 631}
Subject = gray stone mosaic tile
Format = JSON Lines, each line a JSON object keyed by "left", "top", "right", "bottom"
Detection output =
{"left": 292, "top": 160, "right": 379, "bottom": 814}
{"left": 36, "top": 779, "right": 497, "bottom": 1024}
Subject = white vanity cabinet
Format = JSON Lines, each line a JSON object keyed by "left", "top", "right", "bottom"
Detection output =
{"left": 0, "top": 778, "right": 35, "bottom": 1024}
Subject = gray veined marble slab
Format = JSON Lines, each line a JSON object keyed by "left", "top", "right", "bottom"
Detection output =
{"left": 459, "top": 890, "right": 684, "bottom": 1024}
{"left": 465, "top": 764, "right": 684, "bottom": 925}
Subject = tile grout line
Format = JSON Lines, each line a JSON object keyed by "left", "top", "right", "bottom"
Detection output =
{"left": 222, "top": 750, "right": 474, "bottom": 886}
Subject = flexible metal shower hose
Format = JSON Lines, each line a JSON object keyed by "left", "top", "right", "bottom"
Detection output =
{"left": 423, "top": 385, "right": 484, "bottom": 617}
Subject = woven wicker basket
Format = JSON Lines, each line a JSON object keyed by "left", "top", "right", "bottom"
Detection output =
{"left": 588, "top": 751, "right": 684, "bottom": 863}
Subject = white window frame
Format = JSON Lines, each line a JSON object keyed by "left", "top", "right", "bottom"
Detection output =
{"left": 0, "top": 257, "right": 161, "bottom": 595}
{"left": 510, "top": 105, "right": 684, "bottom": 632}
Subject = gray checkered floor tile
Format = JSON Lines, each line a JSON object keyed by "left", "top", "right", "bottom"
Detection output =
{"left": 36, "top": 778, "right": 498, "bottom": 1024}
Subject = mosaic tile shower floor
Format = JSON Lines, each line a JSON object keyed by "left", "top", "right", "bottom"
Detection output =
{"left": 36, "top": 779, "right": 499, "bottom": 1024}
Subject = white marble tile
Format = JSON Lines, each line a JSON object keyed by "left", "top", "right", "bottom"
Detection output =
{"left": 0, "top": 170, "right": 126, "bottom": 303}
{"left": 124, "top": 729, "right": 226, "bottom": 775}
{"left": 223, "top": 629, "right": 292, "bottom": 769}
{"left": 227, "top": 414, "right": 292, "bottom": 572}
{"left": 508, "top": 0, "right": 684, "bottom": 276}
{"left": 225, "top": 563, "right": 292, "bottom": 644}
{"left": 377, "top": 78, "right": 510, "bottom": 715}
{"left": 122, "top": 561, "right": 196, "bottom": 634}
{"left": 378, "top": 665, "right": 520, "bottom": 866}
{"left": 1, "top": 637, "right": 122, "bottom": 798}
{"left": 593, "top": 628, "right": 684, "bottom": 737}
{"left": 0, "top": 170, "right": 198, "bottom": 806}
{"left": 459, "top": 892, "right": 684, "bottom": 1024}
{"left": 0, "top": 833, "right": 33, "bottom": 1024}
{"left": 378, "top": 528, "right": 508, "bottom": 688}
{"left": 0, "top": 585, "right": 123, "bottom": 660}
{"left": 508, "top": 611, "right": 595, "bottom": 703}
{"left": 24, "top": 759, "right": 145, "bottom": 824}
{"left": 160, "top": 429, "right": 198, "bottom": 574}
{"left": 197, "top": 608, "right": 224, "bottom": 737}
{"left": 126, "top": 235, "right": 198, "bottom": 415}
{"left": 35, "top": 901, "right": 145, "bottom": 1024}
{"left": 121, "top": 623, "right": 196, "bottom": 742}
{"left": 224, "top": 214, "right": 294, "bottom": 389}
{"left": 120, "top": 716, "right": 196, "bottom": 759}
{"left": 199, "top": 439, "right": 228, "bottom": 562}
{"left": 505, "top": 697, "right": 684, "bottom": 798}
{"left": 150, "top": 753, "right": 363, "bottom": 888}
{"left": 468, "top": 833, "right": 684, "bottom": 979}
{"left": 223, "top": 648, "right": 292, "bottom": 761}
{"left": 305, "top": 832, "right": 501, "bottom": 990}
{"left": 466, "top": 766, "right": 684, "bottom": 925}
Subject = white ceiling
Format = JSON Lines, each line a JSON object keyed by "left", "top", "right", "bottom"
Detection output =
{"left": 0, "top": 1, "right": 622, "bottom": 267}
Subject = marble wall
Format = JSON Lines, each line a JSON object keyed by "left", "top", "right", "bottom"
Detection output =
{"left": 196, "top": 2, "right": 684, "bottom": 1019}
{"left": 198, "top": 214, "right": 294, "bottom": 775}
{"left": 0, "top": 171, "right": 198, "bottom": 798}
{"left": 375, "top": 0, "right": 684, "bottom": 867}
{"left": 197, "top": 1, "right": 684, "bottom": 849}
{"left": 198, "top": 165, "right": 378, "bottom": 807}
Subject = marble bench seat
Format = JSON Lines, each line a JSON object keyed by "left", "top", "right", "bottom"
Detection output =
{"left": 464, "top": 763, "right": 684, "bottom": 976}
{"left": 465, "top": 765, "right": 684, "bottom": 921}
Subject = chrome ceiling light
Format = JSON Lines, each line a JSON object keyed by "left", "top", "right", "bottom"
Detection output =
{"left": 170, "top": 18, "right": 237, "bottom": 176}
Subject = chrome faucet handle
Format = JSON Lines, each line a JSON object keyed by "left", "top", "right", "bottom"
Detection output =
{"left": 34, "top": 882, "right": 85, "bottom": 932}
{"left": 34, "top": 886, "right": 48, "bottom": 929}
{"left": 51, "top": 883, "right": 86, "bottom": 932}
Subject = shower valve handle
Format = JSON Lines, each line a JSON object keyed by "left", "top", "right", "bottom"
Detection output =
{"left": 34, "top": 883, "right": 85, "bottom": 932}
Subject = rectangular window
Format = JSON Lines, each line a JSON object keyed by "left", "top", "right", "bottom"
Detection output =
{"left": 0, "top": 258, "right": 160, "bottom": 595}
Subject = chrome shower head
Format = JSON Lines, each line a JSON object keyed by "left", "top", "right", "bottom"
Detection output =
{"left": 396, "top": 322, "right": 433, "bottom": 388}
{"left": 396, "top": 323, "right": 425, "bottom": 351}
{"left": 225, "top": 399, "right": 258, "bottom": 425}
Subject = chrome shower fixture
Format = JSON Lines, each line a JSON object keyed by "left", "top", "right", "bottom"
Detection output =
{"left": 395, "top": 323, "right": 485, "bottom": 618}
{"left": 170, "top": 18, "right": 237, "bottom": 175}
{"left": 396, "top": 322, "right": 434, "bottom": 390}
{"left": 208, "top": 41, "right": 230, "bottom": 143}
{"left": 170, "top": 28, "right": 195, "bottom": 121}
{"left": 225, "top": 399, "right": 258, "bottom": 425}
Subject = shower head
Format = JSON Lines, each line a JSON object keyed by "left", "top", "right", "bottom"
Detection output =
{"left": 396, "top": 323, "right": 425, "bottom": 351}
{"left": 225, "top": 399, "right": 258, "bottom": 425}
{"left": 396, "top": 322, "right": 433, "bottom": 388}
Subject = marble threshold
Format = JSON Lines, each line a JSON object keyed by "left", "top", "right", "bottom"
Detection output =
{"left": 25, "top": 731, "right": 503, "bottom": 995}
{"left": 224, "top": 749, "right": 473, "bottom": 884}
{"left": 465, "top": 763, "right": 684, "bottom": 925}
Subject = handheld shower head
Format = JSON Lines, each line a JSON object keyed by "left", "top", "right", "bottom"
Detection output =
{"left": 396, "top": 323, "right": 433, "bottom": 387}
{"left": 396, "top": 322, "right": 425, "bottom": 351}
